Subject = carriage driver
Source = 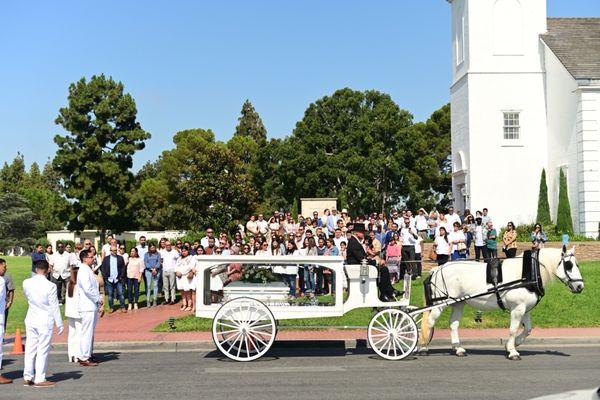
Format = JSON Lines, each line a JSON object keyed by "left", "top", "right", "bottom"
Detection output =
{"left": 346, "top": 223, "right": 397, "bottom": 301}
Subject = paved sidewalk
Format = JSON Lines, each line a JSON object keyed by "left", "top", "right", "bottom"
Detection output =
{"left": 5, "top": 303, "right": 600, "bottom": 345}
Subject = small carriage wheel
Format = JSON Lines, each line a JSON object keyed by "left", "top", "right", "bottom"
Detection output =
{"left": 368, "top": 309, "right": 418, "bottom": 361}
{"left": 212, "top": 297, "right": 277, "bottom": 362}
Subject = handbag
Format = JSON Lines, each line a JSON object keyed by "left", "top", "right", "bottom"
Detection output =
{"left": 457, "top": 242, "right": 467, "bottom": 253}
{"left": 429, "top": 248, "right": 437, "bottom": 261}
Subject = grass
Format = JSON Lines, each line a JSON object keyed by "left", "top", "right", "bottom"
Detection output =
{"left": 1, "top": 256, "right": 153, "bottom": 334}
{"left": 154, "top": 261, "right": 600, "bottom": 332}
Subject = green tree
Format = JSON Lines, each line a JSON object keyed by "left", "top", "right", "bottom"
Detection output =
{"left": 234, "top": 100, "right": 267, "bottom": 144}
{"left": 536, "top": 169, "right": 552, "bottom": 225}
{"left": 556, "top": 168, "right": 574, "bottom": 234}
{"left": 406, "top": 104, "right": 452, "bottom": 210}
{"left": 282, "top": 88, "right": 414, "bottom": 214}
{"left": 0, "top": 153, "right": 26, "bottom": 193}
{"left": 160, "top": 129, "right": 258, "bottom": 231}
{"left": 0, "top": 192, "right": 41, "bottom": 252}
{"left": 53, "top": 74, "right": 150, "bottom": 234}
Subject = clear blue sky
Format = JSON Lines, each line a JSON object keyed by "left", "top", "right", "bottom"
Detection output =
{"left": 0, "top": 0, "right": 598, "bottom": 170}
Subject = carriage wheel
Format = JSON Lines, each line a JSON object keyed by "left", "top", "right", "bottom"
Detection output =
{"left": 212, "top": 297, "right": 276, "bottom": 362}
{"left": 368, "top": 309, "right": 418, "bottom": 360}
{"left": 407, "top": 307, "right": 434, "bottom": 347}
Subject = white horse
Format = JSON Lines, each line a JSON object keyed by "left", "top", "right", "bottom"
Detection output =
{"left": 419, "top": 247, "right": 584, "bottom": 360}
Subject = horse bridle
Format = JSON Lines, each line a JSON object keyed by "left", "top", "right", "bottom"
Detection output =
{"left": 556, "top": 253, "right": 583, "bottom": 287}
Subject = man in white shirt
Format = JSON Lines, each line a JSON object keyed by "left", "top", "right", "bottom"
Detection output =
{"left": 399, "top": 216, "right": 419, "bottom": 278}
{"left": 101, "top": 235, "right": 114, "bottom": 261}
{"left": 445, "top": 206, "right": 462, "bottom": 227}
{"left": 0, "top": 259, "right": 12, "bottom": 384}
{"left": 49, "top": 242, "right": 71, "bottom": 304}
{"left": 22, "top": 260, "right": 64, "bottom": 387}
{"left": 481, "top": 208, "right": 491, "bottom": 226}
{"left": 160, "top": 241, "right": 179, "bottom": 304}
{"left": 200, "top": 228, "right": 216, "bottom": 248}
{"left": 76, "top": 249, "right": 101, "bottom": 367}
{"left": 415, "top": 208, "right": 429, "bottom": 240}
{"left": 255, "top": 215, "right": 269, "bottom": 236}
{"left": 332, "top": 228, "right": 347, "bottom": 251}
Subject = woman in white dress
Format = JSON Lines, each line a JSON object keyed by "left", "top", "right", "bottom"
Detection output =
{"left": 175, "top": 246, "right": 197, "bottom": 312}
{"left": 64, "top": 265, "right": 81, "bottom": 363}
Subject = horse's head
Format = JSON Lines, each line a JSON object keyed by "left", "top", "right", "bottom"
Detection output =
{"left": 556, "top": 246, "right": 584, "bottom": 293}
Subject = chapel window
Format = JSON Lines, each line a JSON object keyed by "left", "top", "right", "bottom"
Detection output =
{"left": 503, "top": 112, "right": 520, "bottom": 140}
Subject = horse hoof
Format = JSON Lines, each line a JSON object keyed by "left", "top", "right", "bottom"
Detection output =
{"left": 418, "top": 349, "right": 429, "bottom": 356}
{"left": 508, "top": 354, "right": 521, "bottom": 361}
{"left": 454, "top": 348, "right": 467, "bottom": 357}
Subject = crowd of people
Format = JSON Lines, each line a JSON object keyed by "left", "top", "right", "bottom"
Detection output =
{"left": 27, "top": 206, "right": 552, "bottom": 312}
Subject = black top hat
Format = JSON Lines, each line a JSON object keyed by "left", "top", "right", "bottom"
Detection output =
{"left": 350, "top": 222, "right": 366, "bottom": 233}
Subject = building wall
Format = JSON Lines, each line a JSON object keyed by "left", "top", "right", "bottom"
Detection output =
{"left": 576, "top": 87, "right": 600, "bottom": 237}
{"left": 450, "top": 0, "right": 548, "bottom": 227}
{"left": 543, "top": 45, "right": 580, "bottom": 229}
{"left": 300, "top": 198, "right": 337, "bottom": 219}
{"left": 466, "top": 72, "right": 548, "bottom": 226}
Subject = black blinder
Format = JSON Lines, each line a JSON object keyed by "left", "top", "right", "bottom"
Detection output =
{"left": 564, "top": 260, "right": 573, "bottom": 271}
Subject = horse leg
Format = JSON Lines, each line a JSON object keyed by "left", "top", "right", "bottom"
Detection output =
{"left": 450, "top": 303, "right": 466, "bottom": 356}
{"left": 418, "top": 305, "right": 445, "bottom": 355}
{"left": 515, "top": 311, "right": 532, "bottom": 347}
{"left": 506, "top": 305, "right": 526, "bottom": 360}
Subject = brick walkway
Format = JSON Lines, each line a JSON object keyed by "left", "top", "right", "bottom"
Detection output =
{"left": 8, "top": 302, "right": 594, "bottom": 344}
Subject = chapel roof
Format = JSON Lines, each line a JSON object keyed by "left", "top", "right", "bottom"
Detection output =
{"left": 540, "top": 18, "right": 600, "bottom": 81}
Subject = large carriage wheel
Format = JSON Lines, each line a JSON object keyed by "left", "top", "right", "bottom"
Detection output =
{"left": 368, "top": 309, "right": 418, "bottom": 360}
{"left": 212, "top": 297, "right": 276, "bottom": 362}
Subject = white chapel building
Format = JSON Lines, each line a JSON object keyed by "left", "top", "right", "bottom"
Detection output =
{"left": 448, "top": 0, "right": 600, "bottom": 237}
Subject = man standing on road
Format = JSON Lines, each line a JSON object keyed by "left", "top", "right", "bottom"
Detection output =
{"left": 77, "top": 249, "right": 101, "bottom": 367}
{"left": 160, "top": 241, "right": 179, "bottom": 305}
{"left": 0, "top": 259, "right": 12, "bottom": 384}
{"left": 49, "top": 242, "right": 71, "bottom": 304}
{"left": 22, "top": 260, "right": 64, "bottom": 387}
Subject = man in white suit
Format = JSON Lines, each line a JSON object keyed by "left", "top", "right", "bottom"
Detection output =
{"left": 23, "top": 260, "right": 64, "bottom": 387}
{"left": 77, "top": 248, "right": 101, "bottom": 367}
{"left": 0, "top": 259, "right": 12, "bottom": 384}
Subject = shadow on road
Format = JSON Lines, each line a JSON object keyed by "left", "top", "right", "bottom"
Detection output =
{"left": 94, "top": 352, "right": 121, "bottom": 363}
{"left": 424, "top": 348, "right": 571, "bottom": 357}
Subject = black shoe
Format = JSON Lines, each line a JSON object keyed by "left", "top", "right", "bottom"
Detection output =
{"left": 393, "top": 290, "right": 405, "bottom": 298}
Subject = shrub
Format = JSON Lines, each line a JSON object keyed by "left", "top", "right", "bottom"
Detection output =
{"left": 556, "top": 168, "right": 574, "bottom": 234}
{"left": 536, "top": 169, "right": 552, "bottom": 225}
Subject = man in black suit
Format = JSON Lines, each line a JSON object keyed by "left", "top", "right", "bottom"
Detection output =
{"left": 100, "top": 245, "right": 127, "bottom": 313}
{"left": 346, "top": 223, "right": 396, "bottom": 301}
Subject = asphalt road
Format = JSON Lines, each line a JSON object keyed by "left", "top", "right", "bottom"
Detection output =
{"left": 0, "top": 343, "right": 598, "bottom": 400}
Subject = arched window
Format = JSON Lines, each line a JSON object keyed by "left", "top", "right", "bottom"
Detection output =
{"left": 454, "top": 151, "right": 465, "bottom": 173}
{"left": 493, "top": 0, "right": 523, "bottom": 55}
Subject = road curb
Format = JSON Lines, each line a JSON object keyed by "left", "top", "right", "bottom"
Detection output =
{"left": 3, "top": 336, "right": 597, "bottom": 354}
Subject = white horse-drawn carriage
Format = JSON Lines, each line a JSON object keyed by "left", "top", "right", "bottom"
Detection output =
{"left": 195, "top": 247, "right": 584, "bottom": 362}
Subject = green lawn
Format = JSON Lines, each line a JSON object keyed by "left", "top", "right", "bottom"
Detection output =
{"left": 154, "top": 261, "right": 600, "bottom": 332}
{"left": 1, "top": 256, "right": 153, "bottom": 334}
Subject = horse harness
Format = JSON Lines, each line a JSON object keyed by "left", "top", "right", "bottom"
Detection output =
{"left": 424, "top": 250, "right": 553, "bottom": 312}
{"left": 486, "top": 250, "right": 544, "bottom": 311}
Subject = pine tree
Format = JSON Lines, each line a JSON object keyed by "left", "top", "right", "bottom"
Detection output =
{"left": 234, "top": 100, "right": 267, "bottom": 144}
{"left": 556, "top": 168, "right": 574, "bottom": 234}
{"left": 536, "top": 169, "right": 551, "bottom": 225}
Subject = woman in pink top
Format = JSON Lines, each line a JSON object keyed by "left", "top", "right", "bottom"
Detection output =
{"left": 126, "top": 248, "right": 144, "bottom": 310}
{"left": 385, "top": 233, "right": 402, "bottom": 283}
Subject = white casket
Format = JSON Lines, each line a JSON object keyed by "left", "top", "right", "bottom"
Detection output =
{"left": 222, "top": 281, "right": 290, "bottom": 305}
